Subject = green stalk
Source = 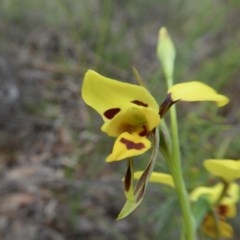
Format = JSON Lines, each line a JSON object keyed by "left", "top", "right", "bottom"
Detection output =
{"left": 167, "top": 78, "right": 196, "bottom": 240}
{"left": 157, "top": 25, "right": 196, "bottom": 239}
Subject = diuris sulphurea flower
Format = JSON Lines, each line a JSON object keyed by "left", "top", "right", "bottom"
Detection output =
{"left": 81, "top": 69, "right": 229, "bottom": 219}
{"left": 82, "top": 69, "right": 161, "bottom": 162}
{"left": 191, "top": 182, "right": 239, "bottom": 238}
{"left": 82, "top": 70, "right": 229, "bottom": 162}
{"left": 201, "top": 214, "right": 233, "bottom": 239}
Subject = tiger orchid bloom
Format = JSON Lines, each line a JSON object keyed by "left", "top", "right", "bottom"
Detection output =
{"left": 201, "top": 214, "right": 233, "bottom": 239}
{"left": 82, "top": 70, "right": 229, "bottom": 162}
{"left": 191, "top": 182, "right": 239, "bottom": 238}
{"left": 82, "top": 70, "right": 160, "bottom": 162}
{"left": 81, "top": 69, "right": 230, "bottom": 219}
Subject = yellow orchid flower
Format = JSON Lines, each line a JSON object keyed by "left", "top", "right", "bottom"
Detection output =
{"left": 191, "top": 183, "right": 238, "bottom": 238}
{"left": 133, "top": 171, "right": 175, "bottom": 188}
{"left": 82, "top": 69, "right": 230, "bottom": 220}
{"left": 201, "top": 214, "right": 233, "bottom": 239}
{"left": 82, "top": 70, "right": 229, "bottom": 162}
{"left": 190, "top": 182, "right": 239, "bottom": 224}
{"left": 204, "top": 159, "right": 240, "bottom": 182}
{"left": 82, "top": 70, "right": 160, "bottom": 162}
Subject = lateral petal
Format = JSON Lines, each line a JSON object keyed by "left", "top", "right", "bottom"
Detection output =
{"left": 168, "top": 81, "right": 229, "bottom": 107}
{"left": 133, "top": 171, "right": 175, "bottom": 188}
{"left": 204, "top": 159, "right": 240, "bottom": 182}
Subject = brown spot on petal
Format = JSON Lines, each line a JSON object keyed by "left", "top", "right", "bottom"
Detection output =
{"left": 131, "top": 100, "right": 148, "bottom": 107}
{"left": 139, "top": 125, "right": 148, "bottom": 137}
{"left": 104, "top": 108, "right": 120, "bottom": 119}
{"left": 218, "top": 205, "right": 228, "bottom": 217}
{"left": 120, "top": 138, "right": 145, "bottom": 150}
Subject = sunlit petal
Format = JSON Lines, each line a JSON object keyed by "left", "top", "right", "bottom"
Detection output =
{"left": 168, "top": 81, "right": 229, "bottom": 107}
{"left": 134, "top": 171, "right": 175, "bottom": 188}
{"left": 204, "top": 159, "right": 240, "bottom": 182}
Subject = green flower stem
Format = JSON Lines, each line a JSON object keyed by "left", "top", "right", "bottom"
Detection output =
{"left": 167, "top": 78, "right": 196, "bottom": 240}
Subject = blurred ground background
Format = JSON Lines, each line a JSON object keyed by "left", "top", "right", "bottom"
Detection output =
{"left": 0, "top": 0, "right": 240, "bottom": 239}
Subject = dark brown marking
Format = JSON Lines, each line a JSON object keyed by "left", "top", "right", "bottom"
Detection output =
{"left": 131, "top": 100, "right": 148, "bottom": 107}
{"left": 120, "top": 138, "right": 145, "bottom": 150}
{"left": 134, "top": 162, "right": 151, "bottom": 194}
{"left": 159, "top": 93, "right": 178, "bottom": 117}
{"left": 104, "top": 108, "right": 120, "bottom": 119}
{"left": 136, "top": 182, "right": 146, "bottom": 203}
{"left": 139, "top": 125, "right": 148, "bottom": 137}
{"left": 124, "top": 161, "right": 132, "bottom": 192}
{"left": 218, "top": 205, "right": 228, "bottom": 216}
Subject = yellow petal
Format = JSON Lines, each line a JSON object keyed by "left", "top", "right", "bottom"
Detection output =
{"left": 106, "top": 132, "right": 151, "bottom": 162}
{"left": 218, "top": 221, "right": 233, "bottom": 238}
{"left": 133, "top": 171, "right": 175, "bottom": 188}
{"left": 190, "top": 182, "right": 239, "bottom": 207}
{"left": 101, "top": 106, "right": 160, "bottom": 137}
{"left": 201, "top": 215, "right": 233, "bottom": 238}
{"left": 82, "top": 70, "right": 159, "bottom": 122}
{"left": 168, "top": 81, "right": 229, "bottom": 107}
{"left": 225, "top": 204, "right": 236, "bottom": 218}
{"left": 190, "top": 183, "right": 223, "bottom": 203}
{"left": 157, "top": 27, "right": 176, "bottom": 80}
{"left": 204, "top": 159, "right": 240, "bottom": 182}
